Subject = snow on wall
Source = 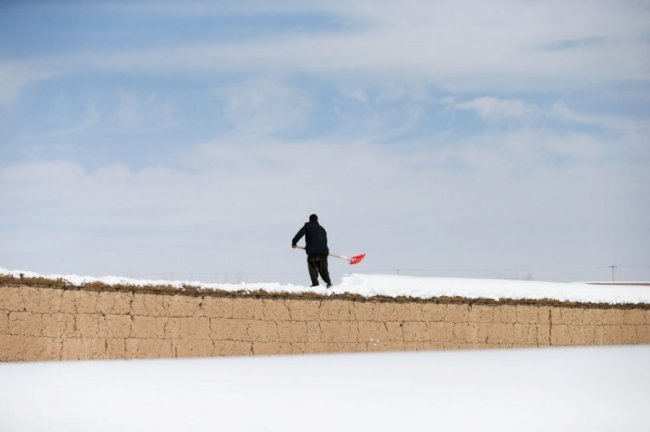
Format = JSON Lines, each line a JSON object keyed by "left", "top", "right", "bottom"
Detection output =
{"left": 2, "top": 267, "right": 650, "bottom": 304}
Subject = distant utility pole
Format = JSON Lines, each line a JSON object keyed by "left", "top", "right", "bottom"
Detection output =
{"left": 609, "top": 265, "right": 618, "bottom": 282}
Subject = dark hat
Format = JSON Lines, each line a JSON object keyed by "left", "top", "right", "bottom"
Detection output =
{"left": 309, "top": 214, "right": 318, "bottom": 222}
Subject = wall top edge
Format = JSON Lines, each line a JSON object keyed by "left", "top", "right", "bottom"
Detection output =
{"left": 2, "top": 275, "right": 649, "bottom": 310}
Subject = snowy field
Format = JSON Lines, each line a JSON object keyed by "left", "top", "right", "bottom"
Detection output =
{"left": 3, "top": 267, "right": 650, "bottom": 305}
{"left": 0, "top": 345, "right": 648, "bottom": 432}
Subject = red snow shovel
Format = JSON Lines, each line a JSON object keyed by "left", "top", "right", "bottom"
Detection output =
{"left": 295, "top": 245, "right": 365, "bottom": 265}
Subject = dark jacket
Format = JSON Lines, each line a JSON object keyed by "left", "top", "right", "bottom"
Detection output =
{"left": 292, "top": 222, "right": 329, "bottom": 256}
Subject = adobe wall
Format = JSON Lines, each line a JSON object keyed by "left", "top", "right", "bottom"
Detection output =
{"left": 1, "top": 279, "right": 649, "bottom": 362}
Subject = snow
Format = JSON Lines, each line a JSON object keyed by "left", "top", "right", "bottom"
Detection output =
{"left": 0, "top": 346, "right": 648, "bottom": 432}
{"left": 2, "top": 267, "right": 649, "bottom": 304}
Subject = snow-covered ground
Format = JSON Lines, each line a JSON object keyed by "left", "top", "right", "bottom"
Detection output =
{"left": 0, "top": 346, "right": 648, "bottom": 432}
{"left": 2, "top": 267, "right": 650, "bottom": 304}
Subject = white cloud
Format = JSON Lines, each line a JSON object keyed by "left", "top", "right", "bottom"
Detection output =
{"left": 8, "top": 0, "right": 650, "bottom": 100}
{"left": 1, "top": 128, "right": 648, "bottom": 282}
{"left": 455, "top": 97, "right": 533, "bottom": 121}
{"left": 215, "top": 78, "right": 314, "bottom": 137}
{"left": 0, "top": 61, "right": 52, "bottom": 105}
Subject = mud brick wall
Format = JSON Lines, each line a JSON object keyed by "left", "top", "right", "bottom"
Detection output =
{"left": 1, "top": 281, "right": 649, "bottom": 362}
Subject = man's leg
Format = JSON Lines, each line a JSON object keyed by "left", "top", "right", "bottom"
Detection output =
{"left": 307, "top": 256, "right": 319, "bottom": 286}
{"left": 317, "top": 255, "right": 332, "bottom": 287}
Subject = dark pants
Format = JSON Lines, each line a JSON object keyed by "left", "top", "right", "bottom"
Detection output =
{"left": 307, "top": 254, "right": 331, "bottom": 286}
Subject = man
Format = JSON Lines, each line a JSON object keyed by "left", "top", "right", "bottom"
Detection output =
{"left": 292, "top": 214, "right": 333, "bottom": 288}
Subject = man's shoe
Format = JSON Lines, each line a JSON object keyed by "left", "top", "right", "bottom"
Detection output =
{"left": 310, "top": 283, "right": 319, "bottom": 287}
{"left": 326, "top": 283, "right": 333, "bottom": 288}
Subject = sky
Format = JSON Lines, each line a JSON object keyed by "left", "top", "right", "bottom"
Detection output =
{"left": 1, "top": 0, "right": 649, "bottom": 284}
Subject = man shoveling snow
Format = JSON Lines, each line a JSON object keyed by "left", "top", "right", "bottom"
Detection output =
{"left": 292, "top": 214, "right": 333, "bottom": 288}
{"left": 292, "top": 214, "right": 366, "bottom": 288}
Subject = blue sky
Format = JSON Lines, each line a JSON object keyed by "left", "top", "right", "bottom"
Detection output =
{"left": 1, "top": 0, "right": 649, "bottom": 283}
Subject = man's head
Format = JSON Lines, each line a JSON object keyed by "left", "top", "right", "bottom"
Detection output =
{"left": 309, "top": 214, "right": 318, "bottom": 223}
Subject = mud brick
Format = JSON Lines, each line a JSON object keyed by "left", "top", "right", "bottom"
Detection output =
{"left": 537, "top": 307, "right": 552, "bottom": 325}
{"left": 0, "top": 287, "right": 26, "bottom": 311}
{"left": 306, "top": 321, "right": 321, "bottom": 342}
{"left": 125, "top": 338, "right": 173, "bottom": 359}
{"left": 75, "top": 291, "right": 99, "bottom": 314}
{"left": 131, "top": 293, "right": 166, "bottom": 316}
{"left": 550, "top": 308, "right": 563, "bottom": 324}
{"left": 515, "top": 306, "right": 540, "bottom": 324}
{"left": 290, "top": 342, "right": 307, "bottom": 354}
{"left": 61, "top": 337, "right": 106, "bottom": 360}
{"left": 569, "top": 325, "right": 597, "bottom": 345}
{"left": 384, "top": 321, "right": 404, "bottom": 341}
{"left": 492, "top": 306, "right": 517, "bottom": 324}
{"left": 286, "top": 300, "right": 320, "bottom": 321}
{"left": 164, "top": 295, "right": 201, "bottom": 317}
{"left": 421, "top": 303, "right": 447, "bottom": 322}
{"left": 636, "top": 325, "right": 650, "bottom": 343}
{"left": 357, "top": 321, "right": 387, "bottom": 342}
{"left": 213, "top": 340, "right": 252, "bottom": 356}
{"left": 560, "top": 308, "right": 585, "bottom": 325}
{"left": 173, "top": 339, "right": 213, "bottom": 358}
{"left": 352, "top": 301, "right": 381, "bottom": 321}
{"left": 602, "top": 309, "right": 626, "bottom": 325}
{"left": 229, "top": 298, "right": 263, "bottom": 320}
{"left": 210, "top": 318, "right": 249, "bottom": 341}
{"left": 76, "top": 314, "right": 103, "bottom": 338}
{"left": 252, "top": 341, "right": 292, "bottom": 355}
{"left": 485, "top": 323, "right": 515, "bottom": 345}
{"left": 319, "top": 300, "right": 352, "bottom": 321}
{"left": 623, "top": 309, "right": 646, "bottom": 325}
{"left": 262, "top": 299, "right": 291, "bottom": 321}
{"left": 131, "top": 316, "right": 166, "bottom": 338}
{"left": 377, "top": 303, "right": 399, "bottom": 321}
{"left": 620, "top": 325, "right": 639, "bottom": 344}
{"left": 106, "top": 338, "right": 127, "bottom": 359}
{"left": 36, "top": 288, "right": 63, "bottom": 313}
{"left": 582, "top": 309, "right": 604, "bottom": 326}
{"left": 428, "top": 322, "right": 454, "bottom": 343}
{"left": 376, "top": 340, "right": 406, "bottom": 352}
{"left": 166, "top": 317, "right": 211, "bottom": 340}
{"left": 59, "top": 290, "right": 77, "bottom": 314}
{"left": 303, "top": 342, "right": 331, "bottom": 354}
{"left": 401, "top": 321, "right": 427, "bottom": 342}
{"left": 514, "top": 323, "right": 537, "bottom": 346}
{"left": 447, "top": 304, "right": 472, "bottom": 323}
{"left": 321, "top": 342, "right": 358, "bottom": 353}
{"left": 96, "top": 291, "right": 132, "bottom": 315}
{"left": 0, "top": 334, "right": 22, "bottom": 361}
{"left": 19, "top": 287, "right": 41, "bottom": 312}
{"left": 101, "top": 315, "right": 132, "bottom": 338}
{"left": 466, "top": 323, "right": 489, "bottom": 344}
{"left": 21, "top": 336, "right": 61, "bottom": 361}
{"left": 468, "top": 305, "right": 493, "bottom": 323}
{"left": 550, "top": 324, "right": 571, "bottom": 346}
{"left": 275, "top": 321, "right": 308, "bottom": 343}
{"left": 200, "top": 297, "right": 234, "bottom": 318}
{"left": 8, "top": 311, "right": 43, "bottom": 336}
{"left": 403, "top": 341, "right": 430, "bottom": 352}
{"left": 536, "top": 324, "right": 551, "bottom": 346}
{"left": 393, "top": 303, "right": 423, "bottom": 321}
{"left": 319, "top": 321, "right": 356, "bottom": 343}
{"left": 452, "top": 323, "right": 471, "bottom": 344}
{"left": 0, "top": 311, "right": 8, "bottom": 334}
{"left": 246, "top": 320, "right": 279, "bottom": 342}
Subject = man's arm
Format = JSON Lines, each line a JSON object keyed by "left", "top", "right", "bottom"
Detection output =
{"left": 291, "top": 225, "right": 306, "bottom": 248}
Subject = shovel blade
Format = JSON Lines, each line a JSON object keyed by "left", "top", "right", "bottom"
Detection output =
{"left": 348, "top": 253, "right": 366, "bottom": 265}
